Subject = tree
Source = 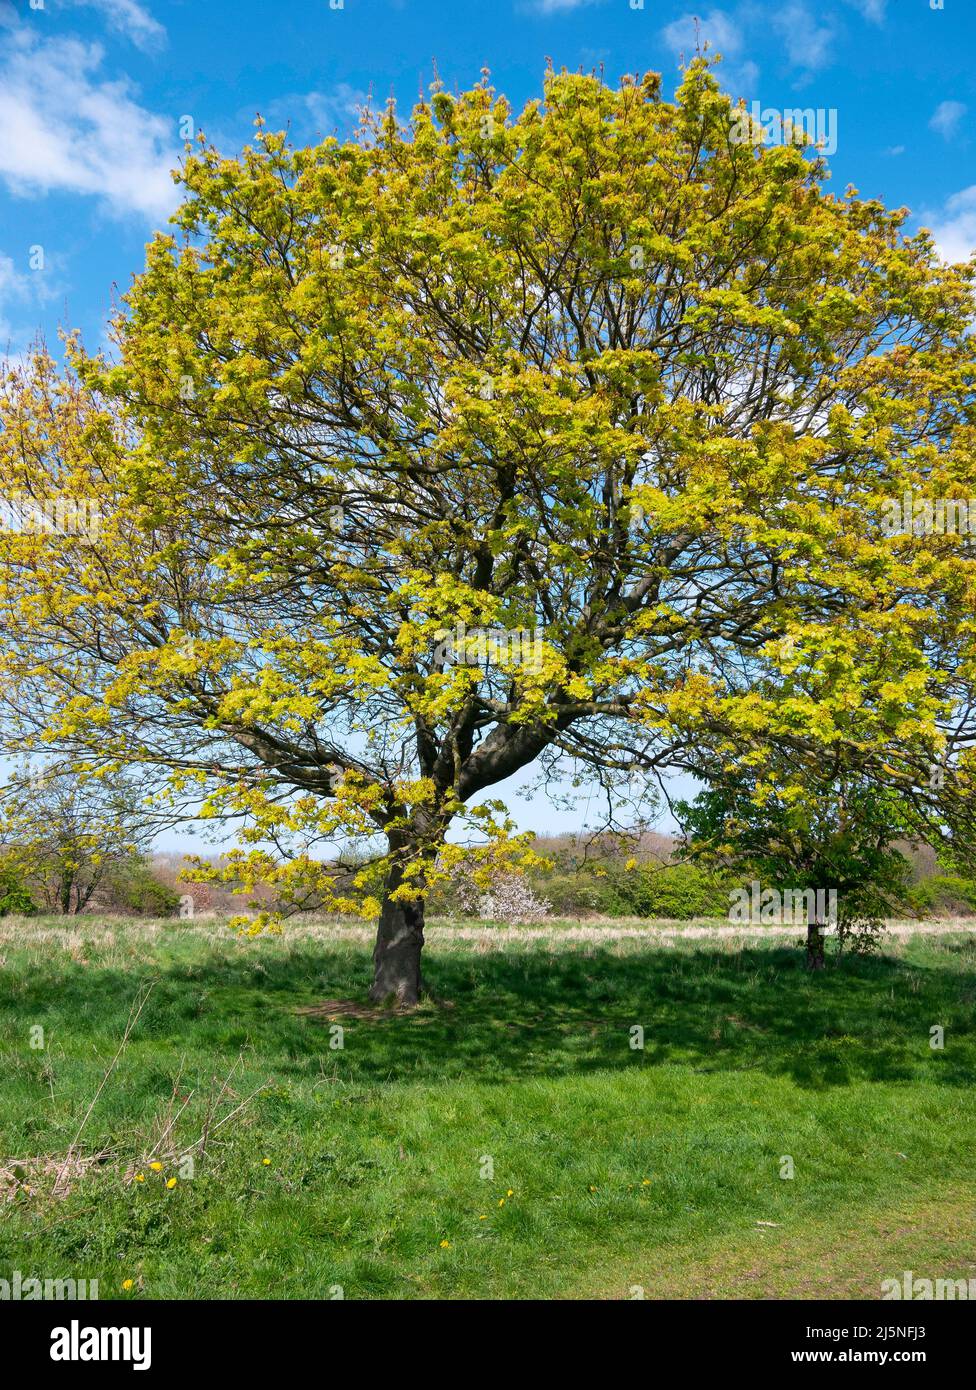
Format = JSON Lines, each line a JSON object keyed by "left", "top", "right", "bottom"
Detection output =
{"left": 0, "top": 770, "right": 159, "bottom": 916}
{"left": 2, "top": 62, "right": 976, "bottom": 1002}
{"left": 676, "top": 761, "right": 916, "bottom": 968}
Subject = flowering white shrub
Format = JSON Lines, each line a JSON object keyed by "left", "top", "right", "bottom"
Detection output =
{"left": 476, "top": 874, "right": 552, "bottom": 925}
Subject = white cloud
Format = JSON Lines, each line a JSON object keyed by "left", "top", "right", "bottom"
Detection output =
{"left": 302, "top": 85, "right": 371, "bottom": 134}
{"left": 0, "top": 246, "right": 63, "bottom": 356}
{"left": 929, "top": 100, "right": 967, "bottom": 140}
{"left": 772, "top": 2, "right": 835, "bottom": 71}
{"left": 62, "top": 0, "right": 166, "bottom": 51}
{"left": 0, "top": 251, "right": 29, "bottom": 298}
{"left": 527, "top": 0, "right": 604, "bottom": 12}
{"left": 258, "top": 84, "right": 370, "bottom": 140}
{"left": 662, "top": 8, "right": 744, "bottom": 59}
{"left": 0, "top": 27, "right": 178, "bottom": 223}
{"left": 924, "top": 186, "right": 976, "bottom": 263}
{"left": 661, "top": 10, "right": 758, "bottom": 98}
{"left": 846, "top": 0, "right": 887, "bottom": 21}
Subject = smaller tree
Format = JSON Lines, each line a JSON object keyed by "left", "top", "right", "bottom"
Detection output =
{"left": 676, "top": 766, "right": 914, "bottom": 969}
{"left": 0, "top": 770, "right": 160, "bottom": 915}
{"left": 0, "top": 861, "right": 36, "bottom": 917}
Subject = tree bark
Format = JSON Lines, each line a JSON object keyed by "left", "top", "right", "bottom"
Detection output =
{"left": 369, "top": 893, "right": 425, "bottom": 1006}
{"left": 59, "top": 870, "right": 74, "bottom": 916}
{"left": 805, "top": 917, "right": 826, "bottom": 970}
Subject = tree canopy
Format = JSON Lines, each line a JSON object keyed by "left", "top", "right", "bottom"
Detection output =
{"left": 676, "top": 756, "right": 917, "bottom": 966}
{"left": 2, "top": 61, "right": 976, "bottom": 1000}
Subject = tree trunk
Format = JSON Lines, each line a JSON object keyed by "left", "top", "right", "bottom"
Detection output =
{"left": 805, "top": 917, "right": 826, "bottom": 971}
{"left": 369, "top": 891, "right": 425, "bottom": 1006}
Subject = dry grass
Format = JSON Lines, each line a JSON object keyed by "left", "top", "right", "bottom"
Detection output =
{"left": 2, "top": 912, "right": 975, "bottom": 956}
{"left": 1, "top": 1150, "right": 114, "bottom": 1204}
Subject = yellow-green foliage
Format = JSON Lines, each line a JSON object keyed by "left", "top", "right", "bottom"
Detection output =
{"left": 2, "top": 62, "right": 976, "bottom": 925}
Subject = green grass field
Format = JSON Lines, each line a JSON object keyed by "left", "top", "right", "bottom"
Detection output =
{"left": 1, "top": 917, "right": 974, "bottom": 1300}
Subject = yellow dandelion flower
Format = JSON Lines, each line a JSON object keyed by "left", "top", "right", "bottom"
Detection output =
{"left": 439, "top": 1239, "right": 450, "bottom": 1249}
{"left": 166, "top": 1177, "right": 177, "bottom": 1189}
{"left": 262, "top": 1158, "right": 271, "bottom": 1166}
{"left": 506, "top": 1189, "right": 513, "bottom": 1197}
{"left": 121, "top": 1279, "right": 134, "bottom": 1291}
{"left": 479, "top": 1214, "right": 488, "bottom": 1220}
{"left": 134, "top": 1174, "right": 145, "bottom": 1183}
{"left": 642, "top": 1179, "right": 652, "bottom": 1186}
{"left": 149, "top": 1162, "right": 163, "bottom": 1172}
{"left": 498, "top": 1197, "right": 505, "bottom": 1206}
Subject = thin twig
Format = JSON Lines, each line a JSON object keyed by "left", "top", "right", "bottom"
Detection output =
{"left": 183, "top": 1079, "right": 271, "bottom": 1155}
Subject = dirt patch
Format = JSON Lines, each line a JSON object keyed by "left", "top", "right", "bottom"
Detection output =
{"left": 296, "top": 998, "right": 412, "bottom": 1022}
{"left": 296, "top": 995, "right": 455, "bottom": 1022}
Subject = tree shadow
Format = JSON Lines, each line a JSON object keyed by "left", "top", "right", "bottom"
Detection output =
{"left": 4, "top": 935, "right": 973, "bottom": 1093}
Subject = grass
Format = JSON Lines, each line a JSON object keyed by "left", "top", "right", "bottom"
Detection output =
{"left": 1, "top": 916, "right": 974, "bottom": 1300}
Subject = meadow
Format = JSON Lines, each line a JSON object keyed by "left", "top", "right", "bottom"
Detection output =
{"left": 1, "top": 917, "right": 974, "bottom": 1300}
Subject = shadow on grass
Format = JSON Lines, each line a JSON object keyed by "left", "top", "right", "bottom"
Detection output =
{"left": 2, "top": 935, "right": 974, "bottom": 1092}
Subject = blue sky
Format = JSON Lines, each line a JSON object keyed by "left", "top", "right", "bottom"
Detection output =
{"left": 1, "top": 0, "right": 973, "bottom": 846}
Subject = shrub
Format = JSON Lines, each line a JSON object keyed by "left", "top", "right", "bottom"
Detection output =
{"left": 429, "top": 856, "right": 729, "bottom": 922}
{"left": 476, "top": 875, "right": 552, "bottom": 925}
{"left": 607, "top": 863, "right": 731, "bottom": 920}
{"left": 907, "top": 874, "right": 976, "bottom": 917}
{"left": 530, "top": 869, "right": 612, "bottom": 918}
{"left": 98, "top": 856, "right": 182, "bottom": 917}
{"left": 0, "top": 864, "right": 37, "bottom": 917}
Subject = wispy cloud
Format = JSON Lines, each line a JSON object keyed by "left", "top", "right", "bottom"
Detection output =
{"left": 845, "top": 0, "right": 887, "bottom": 22}
{"left": 60, "top": 0, "right": 167, "bottom": 52}
{"left": 260, "top": 83, "right": 370, "bottom": 139}
{"left": 661, "top": 10, "right": 758, "bottom": 98}
{"left": 0, "top": 250, "right": 31, "bottom": 343}
{"left": 662, "top": 8, "right": 743, "bottom": 59}
{"left": 772, "top": 2, "right": 835, "bottom": 71}
{"left": 0, "top": 246, "right": 63, "bottom": 356}
{"left": 302, "top": 85, "right": 370, "bottom": 134}
{"left": 929, "top": 100, "right": 967, "bottom": 140}
{"left": 525, "top": 0, "right": 605, "bottom": 12}
{"left": 923, "top": 186, "right": 976, "bottom": 263}
{"left": 0, "top": 27, "right": 178, "bottom": 223}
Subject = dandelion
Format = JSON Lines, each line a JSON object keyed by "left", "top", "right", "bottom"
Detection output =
{"left": 166, "top": 1177, "right": 177, "bottom": 1189}
{"left": 262, "top": 1158, "right": 271, "bottom": 1166}
{"left": 149, "top": 1162, "right": 163, "bottom": 1172}
{"left": 121, "top": 1279, "right": 133, "bottom": 1291}
{"left": 506, "top": 1188, "right": 513, "bottom": 1197}
{"left": 642, "top": 1179, "right": 652, "bottom": 1186}
{"left": 439, "top": 1239, "right": 450, "bottom": 1248}
{"left": 479, "top": 1214, "right": 488, "bottom": 1220}
{"left": 134, "top": 1174, "right": 145, "bottom": 1183}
